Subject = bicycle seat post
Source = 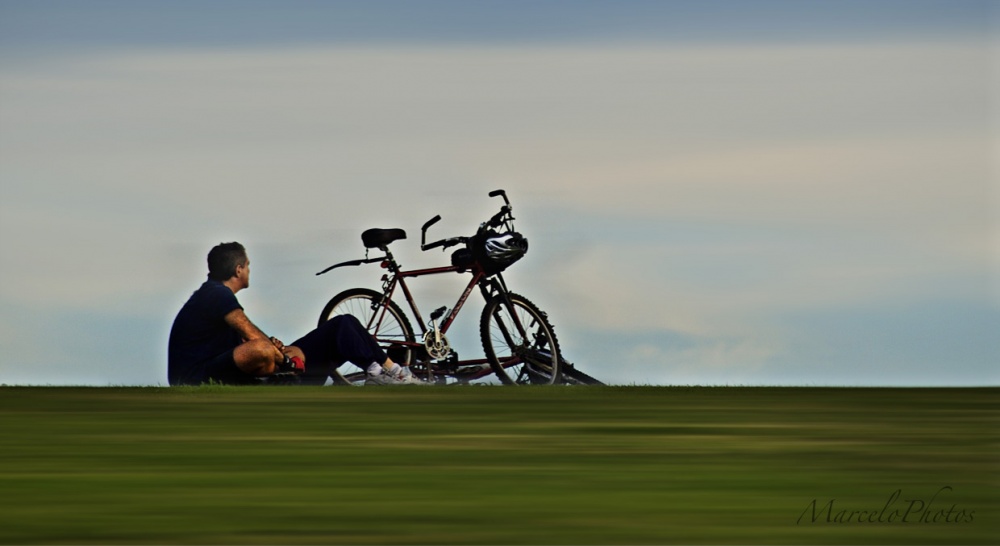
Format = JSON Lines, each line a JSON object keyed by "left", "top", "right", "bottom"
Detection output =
{"left": 379, "top": 246, "right": 400, "bottom": 272}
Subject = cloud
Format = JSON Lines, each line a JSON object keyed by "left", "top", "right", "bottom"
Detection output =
{"left": 1, "top": 39, "right": 995, "bottom": 385}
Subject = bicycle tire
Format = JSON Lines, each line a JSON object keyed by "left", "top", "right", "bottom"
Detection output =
{"left": 480, "top": 292, "right": 561, "bottom": 385}
{"left": 318, "top": 288, "right": 416, "bottom": 385}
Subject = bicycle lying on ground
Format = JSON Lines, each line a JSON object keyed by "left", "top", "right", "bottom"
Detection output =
{"left": 316, "top": 190, "right": 573, "bottom": 385}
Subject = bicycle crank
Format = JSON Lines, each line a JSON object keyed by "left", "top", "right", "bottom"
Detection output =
{"left": 422, "top": 306, "right": 452, "bottom": 360}
{"left": 423, "top": 330, "right": 452, "bottom": 360}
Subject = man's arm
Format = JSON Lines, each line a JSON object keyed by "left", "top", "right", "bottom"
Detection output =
{"left": 224, "top": 308, "right": 270, "bottom": 342}
{"left": 224, "top": 309, "right": 305, "bottom": 366}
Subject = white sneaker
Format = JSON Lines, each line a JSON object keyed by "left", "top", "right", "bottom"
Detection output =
{"left": 365, "top": 366, "right": 428, "bottom": 386}
{"left": 396, "top": 367, "right": 429, "bottom": 385}
{"left": 365, "top": 372, "right": 406, "bottom": 386}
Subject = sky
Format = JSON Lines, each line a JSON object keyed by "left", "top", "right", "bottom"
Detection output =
{"left": 0, "top": 0, "right": 997, "bottom": 386}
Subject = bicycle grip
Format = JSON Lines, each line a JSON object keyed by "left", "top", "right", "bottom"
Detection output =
{"left": 489, "top": 189, "right": 510, "bottom": 205}
{"left": 422, "top": 215, "right": 442, "bottom": 231}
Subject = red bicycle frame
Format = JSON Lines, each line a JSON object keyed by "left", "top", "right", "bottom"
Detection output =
{"left": 369, "top": 261, "right": 502, "bottom": 381}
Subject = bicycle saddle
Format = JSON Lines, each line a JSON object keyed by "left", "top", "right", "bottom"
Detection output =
{"left": 362, "top": 228, "right": 407, "bottom": 249}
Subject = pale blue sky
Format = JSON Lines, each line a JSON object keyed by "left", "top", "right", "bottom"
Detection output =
{"left": 1, "top": 1, "right": 990, "bottom": 48}
{"left": 1, "top": 0, "right": 997, "bottom": 385}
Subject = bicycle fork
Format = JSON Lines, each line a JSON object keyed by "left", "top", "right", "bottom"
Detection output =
{"left": 482, "top": 274, "right": 557, "bottom": 380}
{"left": 480, "top": 275, "right": 521, "bottom": 360}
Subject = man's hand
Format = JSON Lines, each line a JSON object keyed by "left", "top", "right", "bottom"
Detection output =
{"left": 270, "top": 337, "right": 285, "bottom": 351}
{"left": 274, "top": 347, "right": 306, "bottom": 376}
{"left": 282, "top": 345, "right": 306, "bottom": 363}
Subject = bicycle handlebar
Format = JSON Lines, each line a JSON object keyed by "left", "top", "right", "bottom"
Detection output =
{"left": 319, "top": 190, "right": 515, "bottom": 273}
{"left": 489, "top": 189, "right": 510, "bottom": 206}
{"left": 420, "top": 215, "right": 444, "bottom": 250}
{"left": 422, "top": 236, "right": 467, "bottom": 252}
{"left": 420, "top": 189, "right": 514, "bottom": 252}
{"left": 422, "top": 215, "right": 442, "bottom": 232}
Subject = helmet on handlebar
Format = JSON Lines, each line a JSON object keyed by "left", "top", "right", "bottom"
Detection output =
{"left": 485, "top": 233, "right": 527, "bottom": 262}
{"left": 472, "top": 229, "right": 528, "bottom": 275}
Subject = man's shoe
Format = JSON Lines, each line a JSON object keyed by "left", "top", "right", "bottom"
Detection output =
{"left": 364, "top": 366, "right": 428, "bottom": 386}
{"left": 396, "top": 367, "right": 429, "bottom": 385}
{"left": 365, "top": 372, "right": 405, "bottom": 386}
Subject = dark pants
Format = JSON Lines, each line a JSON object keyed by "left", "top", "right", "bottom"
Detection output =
{"left": 291, "top": 315, "right": 388, "bottom": 385}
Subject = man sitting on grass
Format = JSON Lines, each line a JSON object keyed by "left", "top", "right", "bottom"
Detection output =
{"left": 168, "top": 242, "right": 421, "bottom": 386}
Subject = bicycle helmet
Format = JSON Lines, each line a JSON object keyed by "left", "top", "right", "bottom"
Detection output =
{"left": 473, "top": 230, "right": 528, "bottom": 275}
{"left": 485, "top": 233, "right": 528, "bottom": 262}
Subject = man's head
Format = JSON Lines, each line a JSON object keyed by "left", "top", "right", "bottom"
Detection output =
{"left": 207, "top": 242, "right": 249, "bottom": 288}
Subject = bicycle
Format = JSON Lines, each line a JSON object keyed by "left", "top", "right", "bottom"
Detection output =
{"left": 315, "top": 190, "right": 561, "bottom": 385}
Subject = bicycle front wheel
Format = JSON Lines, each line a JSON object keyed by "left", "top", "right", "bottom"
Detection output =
{"left": 319, "top": 288, "right": 415, "bottom": 385}
{"left": 480, "top": 292, "right": 561, "bottom": 385}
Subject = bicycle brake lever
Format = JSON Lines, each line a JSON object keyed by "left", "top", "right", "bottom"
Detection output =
{"left": 487, "top": 206, "right": 510, "bottom": 229}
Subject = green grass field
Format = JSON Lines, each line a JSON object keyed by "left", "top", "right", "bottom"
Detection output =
{"left": 0, "top": 386, "right": 996, "bottom": 544}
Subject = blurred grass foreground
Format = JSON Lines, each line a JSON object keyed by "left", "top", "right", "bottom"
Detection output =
{"left": 0, "top": 386, "right": 996, "bottom": 545}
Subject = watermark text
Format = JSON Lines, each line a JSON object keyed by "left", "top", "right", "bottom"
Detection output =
{"left": 797, "top": 486, "right": 975, "bottom": 524}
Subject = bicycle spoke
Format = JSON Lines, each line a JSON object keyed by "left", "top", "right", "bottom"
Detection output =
{"left": 482, "top": 294, "right": 560, "bottom": 385}
{"left": 320, "top": 289, "right": 415, "bottom": 385}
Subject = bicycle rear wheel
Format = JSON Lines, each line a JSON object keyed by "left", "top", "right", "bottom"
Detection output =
{"left": 480, "top": 292, "right": 561, "bottom": 385}
{"left": 318, "top": 288, "right": 415, "bottom": 385}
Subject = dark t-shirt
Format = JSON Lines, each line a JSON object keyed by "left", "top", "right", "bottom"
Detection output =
{"left": 168, "top": 280, "right": 244, "bottom": 385}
